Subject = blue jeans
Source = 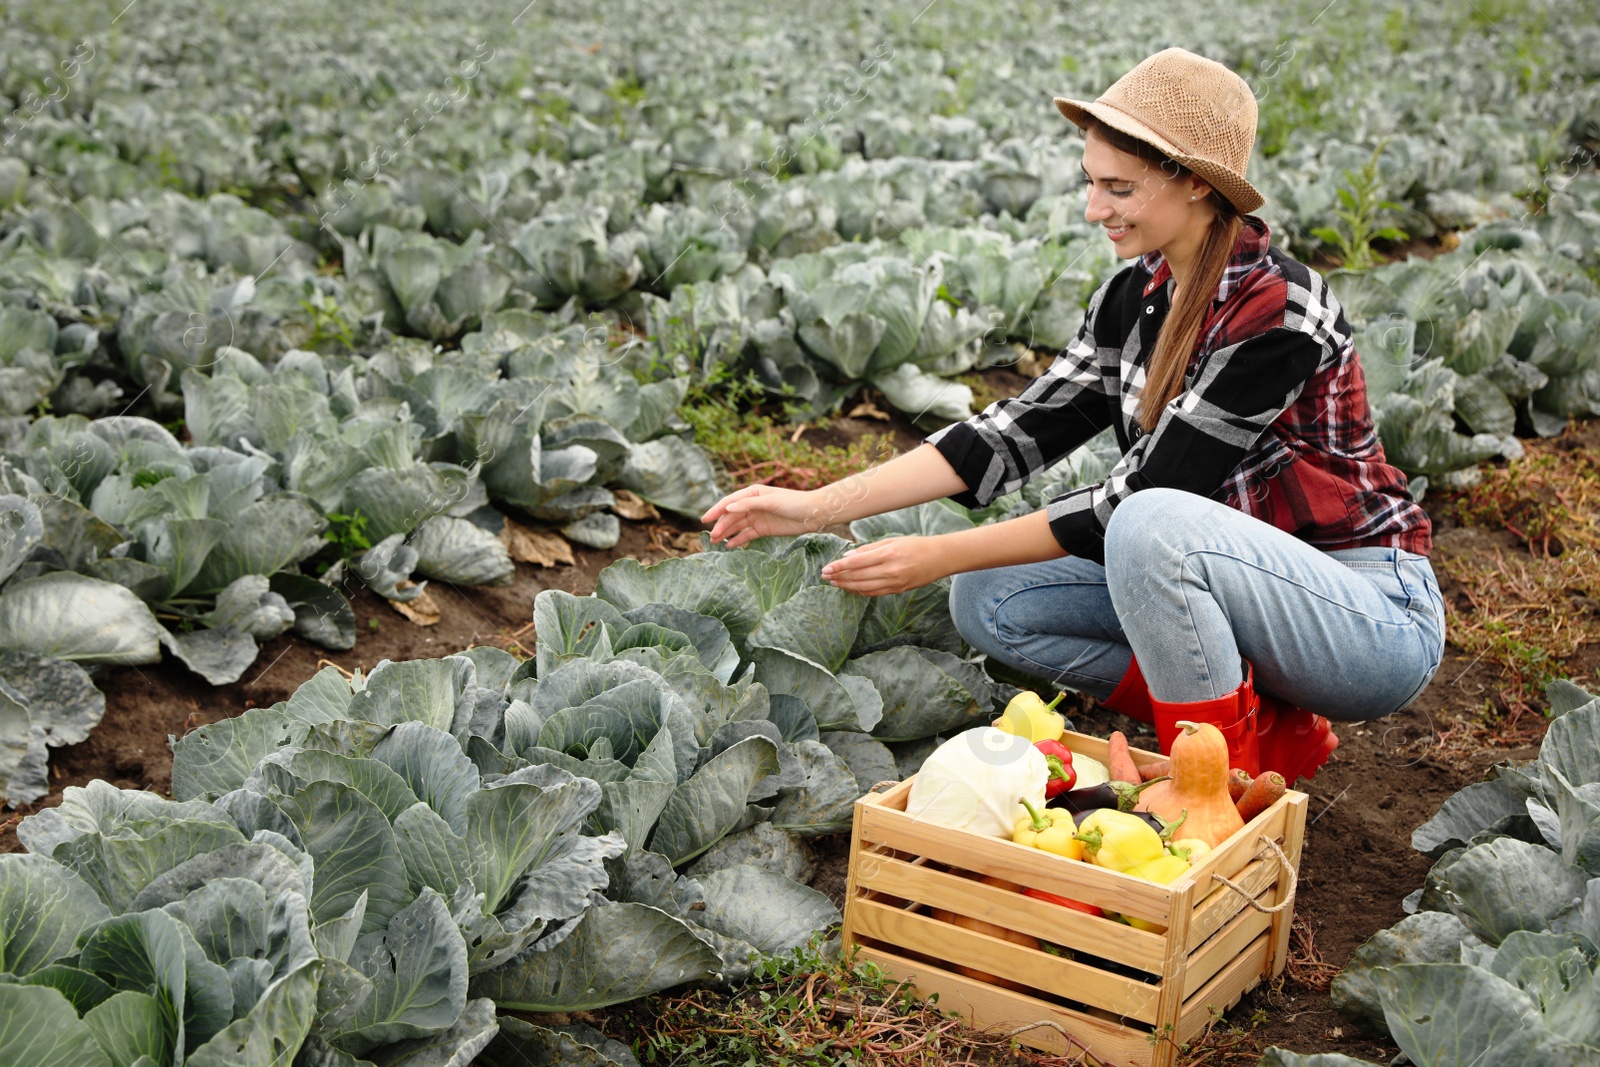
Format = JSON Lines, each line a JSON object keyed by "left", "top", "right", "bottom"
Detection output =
{"left": 948, "top": 488, "right": 1445, "bottom": 721}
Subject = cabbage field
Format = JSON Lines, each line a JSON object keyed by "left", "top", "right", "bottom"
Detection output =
{"left": 1, "top": 0, "right": 1598, "bottom": 1061}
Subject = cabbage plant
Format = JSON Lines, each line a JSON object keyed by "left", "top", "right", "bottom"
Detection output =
{"left": 0, "top": 414, "right": 337, "bottom": 688}
{"left": 757, "top": 245, "right": 988, "bottom": 422}
{"left": 1261, "top": 682, "right": 1600, "bottom": 1067}
{"left": 0, "top": 631, "right": 861, "bottom": 1059}
{"left": 341, "top": 226, "right": 514, "bottom": 342}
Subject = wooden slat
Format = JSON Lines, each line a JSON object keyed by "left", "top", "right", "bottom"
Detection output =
{"left": 852, "top": 851, "right": 1167, "bottom": 973}
{"left": 1177, "top": 930, "right": 1272, "bottom": 1042}
{"left": 842, "top": 788, "right": 871, "bottom": 954}
{"left": 1182, "top": 800, "right": 1289, "bottom": 890}
{"left": 856, "top": 945, "right": 1157, "bottom": 1067}
{"left": 849, "top": 898, "right": 1161, "bottom": 1023}
{"left": 858, "top": 778, "right": 914, "bottom": 812}
{"left": 1182, "top": 903, "right": 1274, "bottom": 998}
{"left": 1269, "top": 792, "right": 1309, "bottom": 978}
{"left": 1056, "top": 728, "right": 1166, "bottom": 771}
{"left": 1184, "top": 856, "right": 1275, "bottom": 953}
{"left": 855, "top": 804, "right": 1176, "bottom": 924}
{"left": 1148, "top": 878, "right": 1197, "bottom": 1067}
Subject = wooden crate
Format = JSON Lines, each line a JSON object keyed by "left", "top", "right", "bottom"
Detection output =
{"left": 841, "top": 730, "right": 1308, "bottom": 1067}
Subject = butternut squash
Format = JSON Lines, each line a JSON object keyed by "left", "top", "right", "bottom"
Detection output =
{"left": 1134, "top": 720, "right": 1245, "bottom": 847}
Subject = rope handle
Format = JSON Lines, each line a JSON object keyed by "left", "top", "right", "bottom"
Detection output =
{"left": 1210, "top": 834, "right": 1297, "bottom": 914}
{"left": 869, "top": 780, "right": 899, "bottom": 794}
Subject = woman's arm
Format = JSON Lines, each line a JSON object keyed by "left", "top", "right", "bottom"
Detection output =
{"left": 821, "top": 508, "right": 1066, "bottom": 596}
{"left": 701, "top": 442, "right": 969, "bottom": 548}
{"left": 706, "top": 276, "right": 1125, "bottom": 549}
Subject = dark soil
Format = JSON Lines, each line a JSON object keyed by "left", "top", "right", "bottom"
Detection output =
{"left": 3, "top": 366, "right": 1584, "bottom": 1066}
{"left": 1066, "top": 660, "right": 1524, "bottom": 1063}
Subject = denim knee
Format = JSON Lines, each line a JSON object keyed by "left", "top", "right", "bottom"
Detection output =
{"left": 947, "top": 570, "right": 1000, "bottom": 658}
{"left": 1103, "top": 487, "right": 1207, "bottom": 577}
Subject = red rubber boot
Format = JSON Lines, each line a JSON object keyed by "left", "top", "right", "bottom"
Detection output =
{"left": 1255, "top": 692, "right": 1339, "bottom": 784}
{"left": 1100, "top": 656, "right": 1155, "bottom": 725}
{"left": 1146, "top": 664, "right": 1261, "bottom": 777}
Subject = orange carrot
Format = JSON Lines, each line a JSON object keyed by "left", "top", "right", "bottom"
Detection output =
{"left": 1227, "top": 768, "right": 1253, "bottom": 803}
{"left": 1107, "top": 731, "right": 1141, "bottom": 784}
{"left": 1138, "top": 758, "right": 1171, "bottom": 782}
{"left": 1236, "top": 772, "right": 1286, "bottom": 821}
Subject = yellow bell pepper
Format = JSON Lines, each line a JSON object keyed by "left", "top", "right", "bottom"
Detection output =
{"left": 1074, "top": 809, "right": 1166, "bottom": 872}
{"left": 1169, "top": 838, "right": 1212, "bottom": 864}
{"left": 1113, "top": 853, "right": 1193, "bottom": 931}
{"left": 993, "top": 689, "right": 1066, "bottom": 743}
{"left": 1012, "top": 799, "right": 1082, "bottom": 860}
{"left": 1124, "top": 854, "right": 1192, "bottom": 884}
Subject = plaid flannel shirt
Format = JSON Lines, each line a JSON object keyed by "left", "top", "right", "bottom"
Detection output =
{"left": 925, "top": 214, "right": 1431, "bottom": 564}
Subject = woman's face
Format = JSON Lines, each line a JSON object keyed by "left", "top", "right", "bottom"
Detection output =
{"left": 1081, "top": 127, "right": 1212, "bottom": 261}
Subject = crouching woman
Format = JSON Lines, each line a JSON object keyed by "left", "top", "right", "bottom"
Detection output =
{"left": 701, "top": 48, "right": 1444, "bottom": 783}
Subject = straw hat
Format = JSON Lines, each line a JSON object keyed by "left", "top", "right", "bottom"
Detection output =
{"left": 1054, "top": 47, "right": 1264, "bottom": 214}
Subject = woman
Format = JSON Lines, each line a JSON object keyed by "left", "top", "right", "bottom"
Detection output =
{"left": 701, "top": 48, "right": 1444, "bottom": 784}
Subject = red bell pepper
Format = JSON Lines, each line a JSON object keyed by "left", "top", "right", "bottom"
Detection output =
{"left": 1023, "top": 887, "right": 1104, "bottom": 917}
{"left": 1036, "top": 739, "right": 1077, "bottom": 797}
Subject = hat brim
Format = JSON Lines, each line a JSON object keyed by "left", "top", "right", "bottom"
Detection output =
{"left": 1053, "top": 96, "right": 1265, "bottom": 215}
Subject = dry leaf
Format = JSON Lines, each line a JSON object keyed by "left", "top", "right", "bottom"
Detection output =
{"left": 502, "top": 519, "right": 576, "bottom": 567}
{"left": 846, "top": 401, "right": 891, "bottom": 421}
{"left": 1015, "top": 348, "right": 1055, "bottom": 378}
{"left": 651, "top": 527, "right": 703, "bottom": 555}
{"left": 389, "top": 589, "right": 441, "bottom": 626}
{"left": 611, "top": 489, "right": 661, "bottom": 522}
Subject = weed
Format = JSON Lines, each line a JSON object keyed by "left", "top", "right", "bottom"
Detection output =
{"left": 1503, "top": 8, "right": 1551, "bottom": 93}
{"left": 1440, "top": 440, "right": 1600, "bottom": 558}
{"left": 1310, "top": 142, "right": 1409, "bottom": 270}
{"left": 941, "top": 64, "right": 982, "bottom": 116}
{"left": 1287, "top": 916, "right": 1340, "bottom": 992}
{"left": 955, "top": 369, "right": 1012, "bottom": 412}
{"left": 1161, "top": 1000, "right": 1272, "bottom": 1067}
{"left": 324, "top": 509, "right": 374, "bottom": 555}
{"left": 300, "top": 289, "right": 359, "bottom": 352}
{"left": 1253, "top": 64, "right": 1335, "bottom": 159}
{"left": 607, "top": 74, "right": 647, "bottom": 107}
{"left": 684, "top": 404, "right": 902, "bottom": 495}
{"left": 1435, "top": 430, "right": 1600, "bottom": 721}
{"left": 311, "top": 510, "right": 375, "bottom": 576}
{"left": 630, "top": 936, "right": 1029, "bottom": 1067}
{"left": 678, "top": 371, "right": 899, "bottom": 493}
{"left": 1383, "top": 8, "right": 1411, "bottom": 53}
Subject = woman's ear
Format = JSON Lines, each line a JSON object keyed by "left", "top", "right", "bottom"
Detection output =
{"left": 1187, "top": 180, "right": 1215, "bottom": 203}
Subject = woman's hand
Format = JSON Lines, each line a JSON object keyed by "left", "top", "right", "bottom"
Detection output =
{"left": 701, "top": 485, "right": 822, "bottom": 548}
{"left": 821, "top": 536, "right": 947, "bottom": 597}
{"left": 702, "top": 445, "right": 972, "bottom": 550}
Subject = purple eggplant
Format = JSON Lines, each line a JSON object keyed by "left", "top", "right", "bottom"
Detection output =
{"left": 1046, "top": 776, "right": 1168, "bottom": 815}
